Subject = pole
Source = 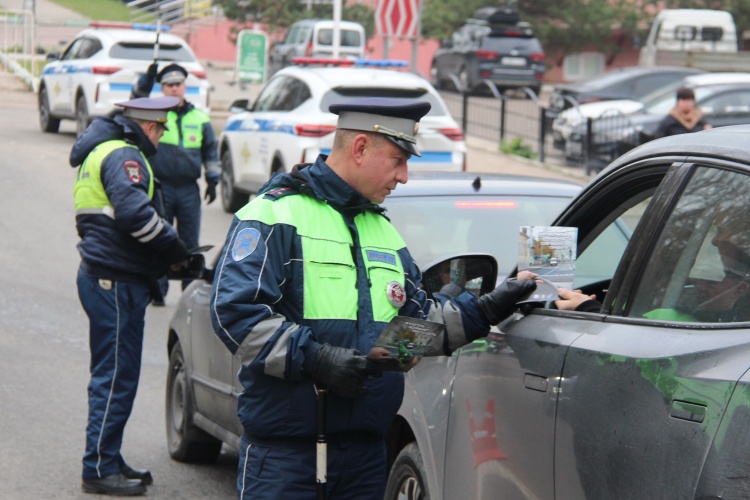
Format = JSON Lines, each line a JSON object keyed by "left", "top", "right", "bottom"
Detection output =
{"left": 316, "top": 386, "right": 327, "bottom": 500}
{"left": 333, "top": 0, "right": 341, "bottom": 59}
{"left": 153, "top": 17, "right": 162, "bottom": 63}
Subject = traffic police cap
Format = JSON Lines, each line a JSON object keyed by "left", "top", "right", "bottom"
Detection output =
{"left": 115, "top": 96, "right": 179, "bottom": 128}
{"left": 157, "top": 63, "right": 188, "bottom": 85}
{"left": 329, "top": 97, "right": 431, "bottom": 156}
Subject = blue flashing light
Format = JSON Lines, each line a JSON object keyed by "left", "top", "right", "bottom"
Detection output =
{"left": 353, "top": 59, "right": 409, "bottom": 68}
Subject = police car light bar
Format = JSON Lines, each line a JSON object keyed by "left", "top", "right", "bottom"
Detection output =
{"left": 89, "top": 22, "right": 171, "bottom": 32}
{"left": 291, "top": 57, "right": 409, "bottom": 68}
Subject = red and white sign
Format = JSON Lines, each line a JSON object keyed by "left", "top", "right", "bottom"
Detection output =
{"left": 375, "top": 0, "right": 420, "bottom": 38}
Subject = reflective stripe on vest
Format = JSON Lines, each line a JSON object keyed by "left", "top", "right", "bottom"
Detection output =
{"left": 236, "top": 194, "right": 406, "bottom": 321}
{"left": 159, "top": 108, "right": 209, "bottom": 150}
{"left": 74, "top": 140, "right": 155, "bottom": 218}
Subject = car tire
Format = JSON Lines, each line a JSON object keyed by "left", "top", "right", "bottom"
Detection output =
{"left": 384, "top": 442, "right": 429, "bottom": 500}
{"left": 76, "top": 95, "right": 89, "bottom": 137}
{"left": 165, "top": 342, "right": 223, "bottom": 463}
{"left": 39, "top": 87, "right": 60, "bottom": 133}
{"left": 220, "top": 150, "right": 250, "bottom": 213}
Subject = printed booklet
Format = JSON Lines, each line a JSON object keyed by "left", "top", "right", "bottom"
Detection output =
{"left": 517, "top": 226, "right": 578, "bottom": 303}
{"left": 367, "top": 316, "right": 444, "bottom": 370}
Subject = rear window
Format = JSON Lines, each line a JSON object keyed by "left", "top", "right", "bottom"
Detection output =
{"left": 317, "top": 28, "right": 362, "bottom": 47}
{"left": 319, "top": 87, "right": 447, "bottom": 117}
{"left": 480, "top": 36, "right": 542, "bottom": 53}
{"left": 109, "top": 42, "right": 196, "bottom": 62}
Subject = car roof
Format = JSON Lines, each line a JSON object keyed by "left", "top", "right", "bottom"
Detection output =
{"left": 387, "top": 171, "right": 582, "bottom": 198}
{"left": 556, "top": 66, "right": 703, "bottom": 92}
{"left": 277, "top": 66, "right": 434, "bottom": 90}
{"left": 684, "top": 72, "right": 750, "bottom": 86}
{"left": 608, "top": 124, "right": 750, "bottom": 172}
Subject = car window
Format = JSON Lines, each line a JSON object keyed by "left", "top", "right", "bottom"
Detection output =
{"left": 633, "top": 74, "right": 683, "bottom": 98}
{"left": 62, "top": 38, "right": 86, "bottom": 60}
{"left": 319, "top": 87, "right": 447, "bottom": 117}
{"left": 109, "top": 42, "right": 196, "bottom": 62}
{"left": 270, "top": 77, "right": 311, "bottom": 111}
{"left": 480, "top": 36, "right": 541, "bottom": 53}
{"left": 700, "top": 89, "right": 750, "bottom": 113}
{"left": 384, "top": 194, "right": 573, "bottom": 274}
{"left": 317, "top": 28, "right": 362, "bottom": 47}
{"left": 628, "top": 166, "right": 750, "bottom": 323}
{"left": 283, "top": 26, "right": 300, "bottom": 44}
{"left": 252, "top": 76, "right": 288, "bottom": 112}
{"left": 77, "top": 37, "right": 102, "bottom": 59}
{"left": 297, "top": 25, "right": 312, "bottom": 44}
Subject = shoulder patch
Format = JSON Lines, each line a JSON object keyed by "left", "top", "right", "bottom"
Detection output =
{"left": 232, "top": 228, "right": 261, "bottom": 261}
{"left": 124, "top": 160, "right": 142, "bottom": 183}
{"left": 264, "top": 187, "right": 293, "bottom": 200}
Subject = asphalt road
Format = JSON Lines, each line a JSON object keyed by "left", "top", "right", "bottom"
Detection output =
{"left": 0, "top": 76, "right": 238, "bottom": 498}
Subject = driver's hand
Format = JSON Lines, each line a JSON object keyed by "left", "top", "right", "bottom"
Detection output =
{"left": 517, "top": 270, "right": 538, "bottom": 281}
{"left": 555, "top": 288, "right": 596, "bottom": 311}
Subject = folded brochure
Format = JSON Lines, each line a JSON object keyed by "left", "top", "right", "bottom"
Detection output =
{"left": 368, "top": 316, "right": 443, "bottom": 369}
{"left": 518, "top": 225, "right": 577, "bottom": 302}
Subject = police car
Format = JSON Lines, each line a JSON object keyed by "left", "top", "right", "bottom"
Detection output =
{"left": 218, "top": 59, "right": 468, "bottom": 213}
{"left": 39, "top": 22, "right": 209, "bottom": 136}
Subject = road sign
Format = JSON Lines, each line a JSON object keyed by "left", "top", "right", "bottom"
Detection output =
{"left": 375, "top": 0, "right": 420, "bottom": 38}
{"left": 236, "top": 30, "right": 267, "bottom": 83}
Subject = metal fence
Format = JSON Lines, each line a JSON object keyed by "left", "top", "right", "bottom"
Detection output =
{"left": 0, "top": 9, "right": 36, "bottom": 85}
{"left": 437, "top": 77, "right": 642, "bottom": 176}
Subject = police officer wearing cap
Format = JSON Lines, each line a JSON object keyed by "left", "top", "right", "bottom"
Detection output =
{"left": 132, "top": 63, "right": 220, "bottom": 304}
{"left": 209, "top": 97, "right": 536, "bottom": 498}
{"left": 70, "top": 96, "right": 190, "bottom": 496}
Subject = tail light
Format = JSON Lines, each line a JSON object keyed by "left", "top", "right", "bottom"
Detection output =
{"left": 91, "top": 67, "right": 120, "bottom": 75}
{"left": 295, "top": 124, "right": 337, "bottom": 137}
{"left": 475, "top": 50, "right": 499, "bottom": 60}
{"left": 530, "top": 53, "right": 545, "bottom": 62}
{"left": 190, "top": 70, "right": 207, "bottom": 79}
{"left": 305, "top": 41, "right": 313, "bottom": 57}
{"left": 439, "top": 128, "right": 464, "bottom": 141}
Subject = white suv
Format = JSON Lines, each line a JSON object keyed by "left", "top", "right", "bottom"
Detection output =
{"left": 218, "top": 62, "right": 467, "bottom": 213}
{"left": 39, "top": 23, "right": 209, "bottom": 136}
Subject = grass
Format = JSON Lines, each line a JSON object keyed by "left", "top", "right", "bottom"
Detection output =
{"left": 47, "top": 0, "right": 132, "bottom": 22}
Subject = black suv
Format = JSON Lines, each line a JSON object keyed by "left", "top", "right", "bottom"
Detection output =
{"left": 430, "top": 7, "right": 545, "bottom": 95}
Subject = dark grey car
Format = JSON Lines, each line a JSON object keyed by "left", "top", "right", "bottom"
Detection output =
{"left": 385, "top": 126, "right": 750, "bottom": 499}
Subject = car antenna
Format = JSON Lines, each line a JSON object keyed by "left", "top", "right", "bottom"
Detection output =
{"left": 472, "top": 176, "right": 482, "bottom": 191}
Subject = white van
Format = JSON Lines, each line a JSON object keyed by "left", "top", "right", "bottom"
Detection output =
{"left": 644, "top": 9, "right": 737, "bottom": 53}
{"left": 269, "top": 19, "right": 366, "bottom": 70}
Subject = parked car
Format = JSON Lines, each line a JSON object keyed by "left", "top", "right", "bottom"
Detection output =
{"left": 38, "top": 23, "right": 209, "bottom": 136}
{"left": 547, "top": 65, "right": 704, "bottom": 122}
{"left": 567, "top": 79, "right": 750, "bottom": 168}
{"left": 269, "top": 19, "right": 366, "bottom": 73}
{"left": 385, "top": 125, "right": 750, "bottom": 499}
{"left": 430, "top": 7, "right": 545, "bottom": 95}
{"left": 218, "top": 62, "right": 468, "bottom": 213}
{"left": 164, "top": 171, "right": 580, "bottom": 462}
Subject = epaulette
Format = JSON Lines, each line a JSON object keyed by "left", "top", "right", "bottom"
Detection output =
{"left": 263, "top": 186, "right": 296, "bottom": 201}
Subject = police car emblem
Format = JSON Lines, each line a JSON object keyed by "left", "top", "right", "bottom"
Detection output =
{"left": 232, "top": 228, "right": 261, "bottom": 262}
{"left": 386, "top": 281, "right": 406, "bottom": 308}
{"left": 124, "top": 161, "right": 141, "bottom": 183}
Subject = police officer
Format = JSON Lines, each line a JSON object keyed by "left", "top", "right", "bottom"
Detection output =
{"left": 209, "top": 97, "right": 536, "bottom": 499}
{"left": 70, "top": 96, "right": 190, "bottom": 496}
{"left": 133, "top": 62, "right": 220, "bottom": 304}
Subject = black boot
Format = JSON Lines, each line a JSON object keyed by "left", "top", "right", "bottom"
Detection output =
{"left": 82, "top": 473, "right": 146, "bottom": 495}
{"left": 121, "top": 464, "right": 154, "bottom": 485}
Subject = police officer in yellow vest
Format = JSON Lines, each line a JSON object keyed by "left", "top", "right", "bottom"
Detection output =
{"left": 70, "top": 96, "right": 190, "bottom": 496}
{"left": 210, "top": 97, "right": 537, "bottom": 499}
{"left": 132, "top": 63, "right": 220, "bottom": 304}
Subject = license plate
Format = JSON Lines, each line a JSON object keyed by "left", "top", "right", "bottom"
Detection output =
{"left": 501, "top": 56, "right": 526, "bottom": 66}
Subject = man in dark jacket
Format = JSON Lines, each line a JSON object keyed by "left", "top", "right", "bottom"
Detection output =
{"left": 71, "top": 96, "right": 189, "bottom": 496}
{"left": 654, "top": 87, "right": 712, "bottom": 138}
{"left": 132, "top": 63, "right": 220, "bottom": 304}
{"left": 210, "top": 97, "right": 536, "bottom": 499}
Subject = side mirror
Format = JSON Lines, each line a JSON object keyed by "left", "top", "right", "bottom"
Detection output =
{"left": 229, "top": 98, "right": 250, "bottom": 112}
{"left": 46, "top": 51, "right": 61, "bottom": 61}
{"left": 167, "top": 253, "right": 206, "bottom": 281}
{"left": 422, "top": 254, "right": 498, "bottom": 300}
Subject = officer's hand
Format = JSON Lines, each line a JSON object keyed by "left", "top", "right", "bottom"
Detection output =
{"left": 204, "top": 184, "right": 217, "bottom": 204}
{"left": 477, "top": 279, "right": 537, "bottom": 325}
{"left": 146, "top": 62, "right": 158, "bottom": 80}
{"left": 311, "top": 344, "right": 381, "bottom": 398}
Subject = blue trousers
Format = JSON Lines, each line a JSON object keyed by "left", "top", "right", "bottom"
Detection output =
{"left": 159, "top": 182, "right": 201, "bottom": 297}
{"left": 237, "top": 434, "right": 387, "bottom": 499}
{"left": 77, "top": 265, "right": 150, "bottom": 479}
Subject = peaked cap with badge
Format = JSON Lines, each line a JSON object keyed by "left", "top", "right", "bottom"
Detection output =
{"left": 329, "top": 97, "right": 431, "bottom": 156}
{"left": 157, "top": 63, "right": 188, "bottom": 85}
{"left": 115, "top": 96, "right": 179, "bottom": 129}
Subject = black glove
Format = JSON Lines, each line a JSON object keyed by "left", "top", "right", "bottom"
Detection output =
{"left": 163, "top": 237, "right": 189, "bottom": 265}
{"left": 477, "top": 279, "right": 537, "bottom": 325}
{"left": 146, "top": 62, "right": 159, "bottom": 80}
{"left": 311, "top": 344, "right": 382, "bottom": 398}
{"left": 204, "top": 184, "right": 217, "bottom": 204}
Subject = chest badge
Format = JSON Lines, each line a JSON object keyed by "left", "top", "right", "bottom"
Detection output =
{"left": 386, "top": 281, "right": 406, "bottom": 308}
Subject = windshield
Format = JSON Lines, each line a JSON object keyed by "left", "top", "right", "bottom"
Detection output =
{"left": 383, "top": 194, "right": 573, "bottom": 276}
{"left": 110, "top": 42, "right": 196, "bottom": 62}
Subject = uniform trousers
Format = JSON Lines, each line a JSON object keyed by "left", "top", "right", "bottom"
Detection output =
{"left": 237, "top": 433, "right": 387, "bottom": 499}
{"left": 77, "top": 265, "right": 150, "bottom": 479}
{"left": 158, "top": 182, "right": 201, "bottom": 297}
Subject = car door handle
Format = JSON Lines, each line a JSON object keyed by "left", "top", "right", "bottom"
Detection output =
{"left": 523, "top": 373, "right": 548, "bottom": 392}
{"left": 670, "top": 400, "right": 706, "bottom": 423}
